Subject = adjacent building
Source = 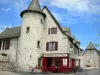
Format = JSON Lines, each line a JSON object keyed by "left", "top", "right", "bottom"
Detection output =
{"left": 81, "top": 42, "right": 100, "bottom": 68}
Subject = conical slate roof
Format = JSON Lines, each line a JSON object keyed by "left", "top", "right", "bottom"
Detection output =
{"left": 27, "top": 0, "right": 41, "bottom": 11}
{"left": 86, "top": 42, "right": 96, "bottom": 50}
{"left": 20, "top": 0, "right": 46, "bottom": 17}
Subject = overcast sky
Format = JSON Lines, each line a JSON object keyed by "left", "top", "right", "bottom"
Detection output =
{"left": 0, "top": 0, "right": 100, "bottom": 50}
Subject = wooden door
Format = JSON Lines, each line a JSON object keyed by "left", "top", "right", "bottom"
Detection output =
{"left": 72, "top": 59, "right": 75, "bottom": 68}
{"left": 42, "top": 58, "right": 47, "bottom": 70}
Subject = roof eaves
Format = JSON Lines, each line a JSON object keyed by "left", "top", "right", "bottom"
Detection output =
{"left": 83, "top": 48, "right": 99, "bottom": 55}
{"left": 0, "top": 26, "right": 21, "bottom": 39}
{"left": 0, "top": 35, "right": 20, "bottom": 40}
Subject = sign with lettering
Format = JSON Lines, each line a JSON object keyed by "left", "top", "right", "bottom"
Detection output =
{"left": 43, "top": 53, "right": 68, "bottom": 57}
{"left": 63, "top": 59, "right": 67, "bottom": 66}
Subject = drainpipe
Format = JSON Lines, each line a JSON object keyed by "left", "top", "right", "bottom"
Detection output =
{"left": 15, "top": 37, "right": 19, "bottom": 70}
{"left": 78, "top": 48, "right": 80, "bottom": 67}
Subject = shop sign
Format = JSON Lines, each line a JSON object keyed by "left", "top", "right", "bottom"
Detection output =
{"left": 63, "top": 59, "right": 67, "bottom": 66}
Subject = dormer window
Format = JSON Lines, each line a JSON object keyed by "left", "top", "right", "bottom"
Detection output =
{"left": 26, "top": 27, "right": 30, "bottom": 33}
{"left": 48, "top": 27, "right": 57, "bottom": 34}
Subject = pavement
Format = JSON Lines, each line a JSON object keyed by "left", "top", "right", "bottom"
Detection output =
{"left": 0, "top": 69, "right": 100, "bottom": 75}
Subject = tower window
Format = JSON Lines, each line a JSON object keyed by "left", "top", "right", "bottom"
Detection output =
{"left": 41, "top": 19, "right": 44, "bottom": 24}
{"left": 26, "top": 27, "right": 30, "bottom": 33}
{"left": 37, "top": 41, "right": 40, "bottom": 48}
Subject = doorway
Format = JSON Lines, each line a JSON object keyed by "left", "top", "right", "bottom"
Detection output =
{"left": 47, "top": 58, "right": 52, "bottom": 68}
{"left": 54, "top": 58, "right": 61, "bottom": 67}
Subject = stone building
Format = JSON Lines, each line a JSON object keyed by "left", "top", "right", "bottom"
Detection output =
{"left": 81, "top": 42, "right": 100, "bottom": 68}
{"left": 0, "top": 0, "right": 81, "bottom": 72}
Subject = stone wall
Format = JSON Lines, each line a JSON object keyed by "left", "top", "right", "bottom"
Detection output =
{"left": 18, "top": 12, "right": 45, "bottom": 71}
{"left": 82, "top": 50, "right": 100, "bottom": 68}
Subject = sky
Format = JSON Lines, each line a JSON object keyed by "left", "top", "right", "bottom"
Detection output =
{"left": 0, "top": 0, "right": 100, "bottom": 50}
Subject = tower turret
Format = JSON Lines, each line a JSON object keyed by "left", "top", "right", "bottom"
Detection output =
{"left": 18, "top": 0, "right": 46, "bottom": 71}
{"left": 20, "top": 0, "right": 46, "bottom": 17}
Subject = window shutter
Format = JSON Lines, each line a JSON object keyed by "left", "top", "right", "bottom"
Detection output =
{"left": 55, "top": 42, "right": 58, "bottom": 51}
{"left": 55, "top": 28, "right": 57, "bottom": 34}
{"left": 0, "top": 40, "right": 2, "bottom": 50}
{"left": 46, "top": 42, "right": 49, "bottom": 51}
{"left": 51, "top": 28, "right": 53, "bottom": 34}
{"left": 7, "top": 39, "right": 10, "bottom": 49}
{"left": 48, "top": 28, "right": 50, "bottom": 34}
{"left": 3, "top": 40, "right": 5, "bottom": 50}
{"left": 5, "top": 39, "right": 10, "bottom": 50}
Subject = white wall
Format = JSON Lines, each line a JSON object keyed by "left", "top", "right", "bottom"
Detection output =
{"left": 42, "top": 7, "right": 69, "bottom": 54}
{"left": 0, "top": 37, "right": 19, "bottom": 63}
{"left": 82, "top": 50, "right": 99, "bottom": 68}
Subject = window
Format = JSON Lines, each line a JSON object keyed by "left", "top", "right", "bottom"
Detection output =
{"left": 86, "top": 65, "right": 90, "bottom": 67}
{"left": 0, "top": 41, "right": 1, "bottom": 50}
{"left": 3, "top": 39, "right": 10, "bottom": 50}
{"left": 54, "top": 58, "right": 61, "bottom": 67}
{"left": 46, "top": 42, "right": 58, "bottom": 51}
{"left": 5, "top": 39, "right": 10, "bottom": 49}
{"left": 37, "top": 41, "right": 40, "bottom": 48}
{"left": 41, "top": 19, "right": 44, "bottom": 24}
{"left": 3, "top": 40, "right": 5, "bottom": 50}
{"left": 48, "top": 27, "right": 57, "bottom": 34}
{"left": 26, "top": 27, "right": 30, "bottom": 33}
{"left": 2, "top": 53, "right": 7, "bottom": 56}
{"left": 48, "top": 28, "right": 50, "bottom": 34}
{"left": 38, "top": 58, "right": 41, "bottom": 69}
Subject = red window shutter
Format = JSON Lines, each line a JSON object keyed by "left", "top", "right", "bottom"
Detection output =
{"left": 46, "top": 42, "right": 49, "bottom": 51}
{"left": 55, "top": 42, "right": 58, "bottom": 51}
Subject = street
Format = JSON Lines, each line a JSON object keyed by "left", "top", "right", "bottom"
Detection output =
{"left": 0, "top": 69, "right": 100, "bottom": 75}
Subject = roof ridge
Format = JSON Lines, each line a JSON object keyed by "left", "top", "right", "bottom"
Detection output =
{"left": 86, "top": 42, "right": 96, "bottom": 50}
{"left": 5, "top": 26, "right": 21, "bottom": 30}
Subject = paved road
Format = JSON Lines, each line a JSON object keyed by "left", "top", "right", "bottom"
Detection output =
{"left": 83, "top": 69, "right": 100, "bottom": 75}
{"left": 75, "top": 69, "right": 100, "bottom": 75}
{"left": 0, "top": 69, "right": 100, "bottom": 75}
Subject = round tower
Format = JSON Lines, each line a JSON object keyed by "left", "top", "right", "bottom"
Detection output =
{"left": 18, "top": 0, "right": 46, "bottom": 71}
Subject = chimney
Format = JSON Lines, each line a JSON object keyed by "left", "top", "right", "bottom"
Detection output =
{"left": 76, "top": 40, "right": 81, "bottom": 48}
